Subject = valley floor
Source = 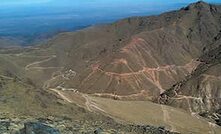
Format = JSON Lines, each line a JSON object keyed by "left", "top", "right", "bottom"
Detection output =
{"left": 50, "top": 88, "right": 221, "bottom": 134}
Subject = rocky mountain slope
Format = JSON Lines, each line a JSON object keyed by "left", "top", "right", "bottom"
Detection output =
{"left": 0, "top": 1, "right": 221, "bottom": 133}
{"left": 27, "top": 1, "right": 220, "bottom": 99}
{"left": 157, "top": 1, "right": 221, "bottom": 125}
{"left": 23, "top": 1, "right": 220, "bottom": 114}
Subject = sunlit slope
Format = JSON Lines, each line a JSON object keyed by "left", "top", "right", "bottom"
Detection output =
{"left": 0, "top": 2, "right": 220, "bottom": 133}
{"left": 32, "top": 2, "right": 218, "bottom": 95}
{"left": 88, "top": 96, "right": 221, "bottom": 134}
{"left": 12, "top": 1, "right": 220, "bottom": 118}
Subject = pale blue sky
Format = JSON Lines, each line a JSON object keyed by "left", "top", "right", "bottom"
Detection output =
{"left": 0, "top": 0, "right": 221, "bottom": 7}
{"left": 0, "top": 0, "right": 52, "bottom": 6}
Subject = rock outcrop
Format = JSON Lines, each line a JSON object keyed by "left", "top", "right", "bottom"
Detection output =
{"left": 0, "top": 117, "right": 178, "bottom": 134}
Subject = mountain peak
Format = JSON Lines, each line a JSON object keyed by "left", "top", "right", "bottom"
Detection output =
{"left": 195, "top": 0, "right": 208, "bottom": 5}
{"left": 192, "top": 1, "right": 209, "bottom": 6}
{"left": 183, "top": 1, "right": 211, "bottom": 11}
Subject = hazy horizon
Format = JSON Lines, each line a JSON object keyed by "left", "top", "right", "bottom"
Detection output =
{"left": 0, "top": 0, "right": 221, "bottom": 45}
{"left": 0, "top": 0, "right": 221, "bottom": 7}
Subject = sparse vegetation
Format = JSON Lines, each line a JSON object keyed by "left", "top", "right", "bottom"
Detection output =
{"left": 0, "top": 1, "right": 221, "bottom": 134}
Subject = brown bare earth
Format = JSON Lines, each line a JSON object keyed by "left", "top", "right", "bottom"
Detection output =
{"left": 44, "top": 88, "right": 221, "bottom": 133}
{"left": 0, "top": 1, "right": 221, "bottom": 133}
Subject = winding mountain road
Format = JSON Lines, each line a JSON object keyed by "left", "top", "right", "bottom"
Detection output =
{"left": 25, "top": 55, "right": 58, "bottom": 71}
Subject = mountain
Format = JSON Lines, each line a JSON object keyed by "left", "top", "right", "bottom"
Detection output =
{"left": 36, "top": 1, "right": 220, "bottom": 97}
{"left": 0, "top": 1, "right": 221, "bottom": 133}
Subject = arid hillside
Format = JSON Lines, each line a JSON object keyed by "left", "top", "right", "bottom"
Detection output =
{"left": 22, "top": 1, "right": 220, "bottom": 112}
{"left": 30, "top": 1, "right": 220, "bottom": 97}
{"left": 0, "top": 1, "right": 221, "bottom": 133}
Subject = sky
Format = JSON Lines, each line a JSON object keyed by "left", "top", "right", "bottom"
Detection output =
{"left": 0, "top": 0, "right": 51, "bottom": 6}
{"left": 0, "top": 0, "right": 220, "bottom": 7}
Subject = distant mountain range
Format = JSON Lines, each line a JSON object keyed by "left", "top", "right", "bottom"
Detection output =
{"left": 0, "top": 0, "right": 200, "bottom": 47}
